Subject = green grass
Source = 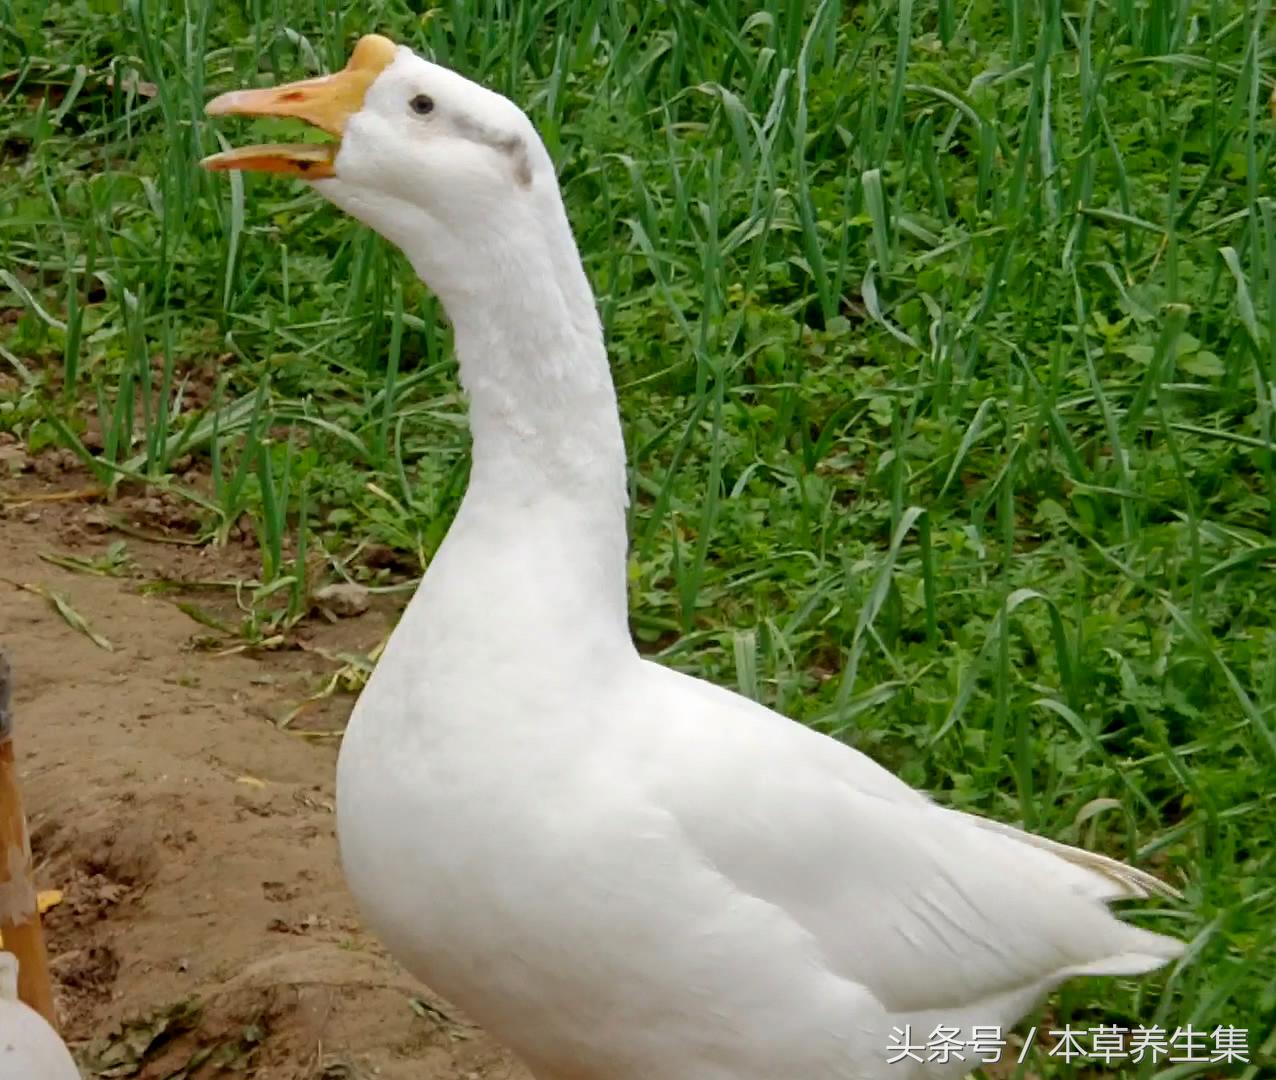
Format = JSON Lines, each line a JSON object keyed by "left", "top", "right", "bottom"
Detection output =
{"left": 3, "top": 0, "right": 1275, "bottom": 1074}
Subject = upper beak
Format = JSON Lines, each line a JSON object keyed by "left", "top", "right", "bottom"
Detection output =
{"left": 200, "top": 33, "right": 397, "bottom": 178}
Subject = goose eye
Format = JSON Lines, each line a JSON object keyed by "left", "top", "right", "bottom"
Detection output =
{"left": 409, "top": 94, "right": 435, "bottom": 116}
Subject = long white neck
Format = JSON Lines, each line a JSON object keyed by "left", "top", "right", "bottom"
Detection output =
{"left": 336, "top": 181, "right": 634, "bottom": 649}
{"left": 428, "top": 205, "right": 625, "bottom": 522}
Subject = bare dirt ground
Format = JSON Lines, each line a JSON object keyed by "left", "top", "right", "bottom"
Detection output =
{"left": 1, "top": 461, "right": 530, "bottom": 1079}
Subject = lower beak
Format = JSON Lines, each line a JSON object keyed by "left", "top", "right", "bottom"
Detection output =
{"left": 200, "top": 34, "right": 397, "bottom": 178}
{"left": 202, "top": 141, "right": 338, "bottom": 178}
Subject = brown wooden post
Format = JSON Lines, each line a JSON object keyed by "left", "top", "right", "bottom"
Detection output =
{"left": 0, "top": 651, "right": 57, "bottom": 1027}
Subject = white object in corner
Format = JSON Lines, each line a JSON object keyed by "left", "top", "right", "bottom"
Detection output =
{"left": 0, "top": 953, "right": 80, "bottom": 1080}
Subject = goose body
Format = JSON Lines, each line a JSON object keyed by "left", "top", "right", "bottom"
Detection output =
{"left": 0, "top": 956, "right": 79, "bottom": 1080}
{"left": 203, "top": 35, "right": 1183, "bottom": 1079}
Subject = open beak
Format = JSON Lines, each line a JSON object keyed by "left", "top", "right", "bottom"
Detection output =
{"left": 200, "top": 33, "right": 397, "bottom": 178}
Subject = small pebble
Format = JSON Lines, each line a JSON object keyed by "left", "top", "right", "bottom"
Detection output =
{"left": 312, "top": 582, "right": 371, "bottom": 618}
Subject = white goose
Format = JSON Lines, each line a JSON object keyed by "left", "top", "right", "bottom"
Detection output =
{"left": 0, "top": 955, "right": 80, "bottom": 1080}
{"left": 203, "top": 35, "right": 1184, "bottom": 1080}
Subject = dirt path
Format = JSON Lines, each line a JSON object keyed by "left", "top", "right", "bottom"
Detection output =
{"left": 1, "top": 471, "right": 529, "bottom": 1078}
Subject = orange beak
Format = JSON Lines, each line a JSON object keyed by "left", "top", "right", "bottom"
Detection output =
{"left": 200, "top": 34, "right": 397, "bottom": 178}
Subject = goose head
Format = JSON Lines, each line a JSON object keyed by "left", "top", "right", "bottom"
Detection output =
{"left": 201, "top": 34, "right": 567, "bottom": 301}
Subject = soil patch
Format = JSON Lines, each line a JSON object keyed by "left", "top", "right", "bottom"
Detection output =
{"left": 2, "top": 468, "right": 528, "bottom": 1079}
